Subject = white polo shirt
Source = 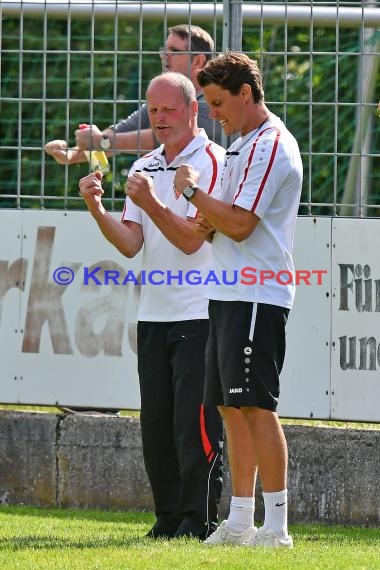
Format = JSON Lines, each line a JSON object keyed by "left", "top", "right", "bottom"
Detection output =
{"left": 121, "top": 130, "right": 225, "bottom": 321}
{"left": 207, "top": 114, "right": 303, "bottom": 309}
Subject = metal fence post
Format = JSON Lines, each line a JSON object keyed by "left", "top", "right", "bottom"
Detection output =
{"left": 221, "top": 0, "right": 243, "bottom": 148}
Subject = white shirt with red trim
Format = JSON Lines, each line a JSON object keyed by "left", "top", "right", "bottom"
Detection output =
{"left": 207, "top": 114, "right": 303, "bottom": 309}
{"left": 121, "top": 129, "right": 225, "bottom": 321}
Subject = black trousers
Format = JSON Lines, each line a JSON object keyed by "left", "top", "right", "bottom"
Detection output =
{"left": 137, "top": 319, "right": 224, "bottom": 536}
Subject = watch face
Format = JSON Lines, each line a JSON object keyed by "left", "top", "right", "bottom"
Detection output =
{"left": 100, "top": 137, "right": 111, "bottom": 150}
{"left": 183, "top": 185, "right": 196, "bottom": 200}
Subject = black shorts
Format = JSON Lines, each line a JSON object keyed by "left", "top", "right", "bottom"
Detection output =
{"left": 204, "top": 300, "right": 289, "bottom": 411}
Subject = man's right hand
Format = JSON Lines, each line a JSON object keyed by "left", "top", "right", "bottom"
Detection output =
{"left": 44, "top": 139, "right": 75, "bottom": 165}
{"left": 79, "top": 171, "right": 104, "bottom": 211}
{"left": 194, "top": 215, "right": 215, "bottom": 243}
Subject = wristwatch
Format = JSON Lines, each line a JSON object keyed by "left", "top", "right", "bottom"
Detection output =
{"left": 183, "top": 185, "right": 198, "bottom": 201}
{"left": 100, "top": 135, "right": 111, "bottom": 150}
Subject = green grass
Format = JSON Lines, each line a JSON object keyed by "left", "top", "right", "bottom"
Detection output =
{"left": 0, "top": 507, "right": 379, "bottom": 570}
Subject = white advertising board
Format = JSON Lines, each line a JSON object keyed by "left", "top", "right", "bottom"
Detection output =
{"left": 1, "top": 210, "right": 141, "bottom": 409}
{"left": 0, "top": 211, "right": 26, "bottom": 403}
{"left": 279, "top": 217, "right": 331, "bottom": 419}
{"left": 331, "top": 218, "right": 380, "bottom": 421}
{"left": 0, "top": 211, "right": 379, "bottom": 421}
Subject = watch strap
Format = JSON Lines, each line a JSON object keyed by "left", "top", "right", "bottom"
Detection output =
{"left": 183, "top": 185, "right": 198, "bottom": 201}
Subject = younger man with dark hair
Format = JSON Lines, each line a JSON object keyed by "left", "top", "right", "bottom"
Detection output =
{"left": 174, "top": 51, "right": 303, "bottom": 548}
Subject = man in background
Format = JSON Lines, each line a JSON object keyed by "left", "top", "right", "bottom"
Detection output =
{"left": 45, "top": 24, "right": 221, "bottom": 164}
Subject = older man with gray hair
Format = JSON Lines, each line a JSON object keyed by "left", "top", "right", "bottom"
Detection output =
{"left": 79, "top": 72, "right": 225, "bottom": 540}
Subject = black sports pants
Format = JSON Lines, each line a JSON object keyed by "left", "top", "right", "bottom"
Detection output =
{"left": 137, "top": 319, "right": 224, "bottom": 536}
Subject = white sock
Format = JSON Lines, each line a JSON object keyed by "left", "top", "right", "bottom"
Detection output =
{"left": 226, "top": 496, "right": 255, "bottom": 532}
{"left": 262, "top": 489, "right": 288, "bottom": 539}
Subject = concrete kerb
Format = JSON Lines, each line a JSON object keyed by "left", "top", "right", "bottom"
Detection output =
{"left": 0, "top": 411, "right": 378, "bottom": 525}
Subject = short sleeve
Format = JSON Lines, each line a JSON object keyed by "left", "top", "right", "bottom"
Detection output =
{"left": 110, "top": 104, "right": 150, "bottom": 133}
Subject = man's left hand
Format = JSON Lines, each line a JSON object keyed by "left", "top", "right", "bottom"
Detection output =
{"left": 126, "top": 171, "right": 156, "bottom": 208}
